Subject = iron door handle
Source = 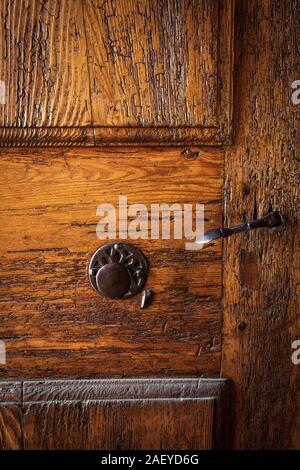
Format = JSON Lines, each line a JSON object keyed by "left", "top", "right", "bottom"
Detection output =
{"left": 199, "top": 211, "right": 283, "bottom": 245}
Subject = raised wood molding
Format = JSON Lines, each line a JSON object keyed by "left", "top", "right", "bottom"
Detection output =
{"left": 0, "top": 378, "right": 230, "bottom": 449}
{"left": 0, "top": 127, "right": 95, "bottom": 147}
{"left": 0, "top": 0, "right": 234, "bottom": 146}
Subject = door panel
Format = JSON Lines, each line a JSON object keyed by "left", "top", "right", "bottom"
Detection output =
{"left": 0, "top": 146, "right": 222, "bottom": 378}
{"left": 23, "top": 400, "right": 214, "bottom": 450}
{"left": 0, "top": 378, "right": 228, "bottom": 450}
{"left": 85, "top": 0, "right": 233, "bottom": 145}
{"left": 0, "top": 0, "right": 233, "bottom": 146}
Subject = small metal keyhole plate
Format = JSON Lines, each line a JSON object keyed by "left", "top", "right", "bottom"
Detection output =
{"left": 88, "top": 242, "right": 148, "bottom": 299}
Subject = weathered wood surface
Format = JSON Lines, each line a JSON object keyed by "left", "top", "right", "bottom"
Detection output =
{"left": 0, "top": 381, "right": 22, "bottom": 450}
{"left": 222, "top": 0, "right": 300, "bottom": 449}
{"left": 23, "top": 399, "right": 214, "bottom": 450}
{"left": 21, "top": 378, "right": 228, "bottom": 449}
{"left": 0, "top": 0, "right": 233, "bottom": 146}
{"left": 0, "top": 378, "right": 229, "bottom": 450}
{"left": 0, "top": 146, "right": 223, "bottom": 378}
{"left": 86, "top": 0, "right": 233, "bottom": 144}
{"left": 0, "top": 0, "right": 92, "bottom": 145}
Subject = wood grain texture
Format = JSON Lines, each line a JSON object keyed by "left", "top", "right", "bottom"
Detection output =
{"left": 0, "top": 126, "right": 95, "bottom": 147}
{"left": 22, "top": 378, "right": 228, "bottom": 401}
{"left": 221, "top": 0, "right": 300, "bottom": 449}
{"left": 0, "top": 146, "right": 223, "bottom": 378}
{"left": 0, "top": 0, "right": 234, "bottom": 146}
{"left": 0, "top": 0, "right": 92, "bottom": 143}
{"left": 0, "top": 404, "right": 22, "bottom": 449}
{"left": 85, "top": 0, "right": 219, "bottom": 127}
{"left": 23, "top": 399, "right": 214, "bottom": 450}
{"left": 0, "top": 381, "right": 22, "bottom": 450}
{"left": 22, "top": 378, "right": 230, "bottom": 449}
{"left": 21, "top": 378, "right": 229, "bottom": 449}
{"left": 0, "top": 378, "right": 229, "bottom": 450}
{"left": 0, "top": 381, "right": 22, "bottom": 402}
{"left": 86, "top": 0, "right": 233, "bottom": 145}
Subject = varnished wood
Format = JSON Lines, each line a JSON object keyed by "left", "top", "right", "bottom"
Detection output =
{"left": 0, "top": 0, "right": 234, "bottom": 146}
{"left": 0, "top": 0, "right": 298, "bottom": 451}
{"left": 221, "top": 0, "right": 300, "bottom": 449}
{"left": 0, "top": 146, "right": 223, "bottom": 378}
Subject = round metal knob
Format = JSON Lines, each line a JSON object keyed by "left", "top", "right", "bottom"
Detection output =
{"left": 88, "top": 242, "right": 148, "bottom": 299}
{"left": 96, "top": 263, "right": 131, "bottom": 299}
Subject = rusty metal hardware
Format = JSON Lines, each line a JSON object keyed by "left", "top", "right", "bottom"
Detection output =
{"left": 88, "top": 242, "right": 148, "bottom": 299}
{"left": 198, "top": 211, "right": 283, "bottom": 245}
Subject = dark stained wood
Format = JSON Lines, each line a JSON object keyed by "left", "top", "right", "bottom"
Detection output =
{"left": 0, "top": 0, "right": 234, "bottom": 146}
{"left": 23, "top": 399, "right": 214, "bottom": 450}
{"left": 0, "top": 381, "right": 22, "bottom": 450}
{"left": 21, "top": 378, "right": 229, "bottom": 449}
{"left": 0, "top": 146, "right": 223, "bottom": 378}
{"left": 221, "top": 0, "right": 300, "bottom": 449}
{"left": 0, "top": 0, "right": 93, "bottom": 145}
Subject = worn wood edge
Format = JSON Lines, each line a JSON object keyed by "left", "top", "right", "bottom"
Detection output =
{"left": 22, "top": 397, "right": 215, "bottom": 406}
{"left": 0, "top": 127, "right": 95, "bottom": 146}
{"left": 21, "top": 378, "right": 229, "bottom": 402}
{"left": 92, "top": 126, "right": 231, "bottom": 146}
{"left": 217, "top": 0, "right": 235, "bottom": 139}
{"left": 0, "top": 126, "right": 231, "bottom": 147}
{"left": 0, "top": 381, "right": 22, "bottom": 402}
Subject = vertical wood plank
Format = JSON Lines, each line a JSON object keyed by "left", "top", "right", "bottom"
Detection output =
{"left": 0, "top": 0, "right": 93, "bottom": 144}
{"left": 222, "top": 0, "right": 300, "bottom": 449}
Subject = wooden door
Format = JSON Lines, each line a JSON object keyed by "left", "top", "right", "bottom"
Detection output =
{"left": 0, "top": 0, "right": 299, "bottom": 450}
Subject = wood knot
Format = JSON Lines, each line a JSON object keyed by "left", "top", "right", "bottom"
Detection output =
{"left": 237, "top": 321, "right": 247, "bottom": 332}
{"left": 180, "top": 148, "right": 200, "bottom": 160}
